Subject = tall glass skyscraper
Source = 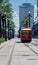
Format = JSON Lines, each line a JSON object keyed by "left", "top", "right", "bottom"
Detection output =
{"left": 37, "top": 0, "right": 38, "bottom": 16}
{"left": 19, "top": 3, "right": 34, "bottom": 28}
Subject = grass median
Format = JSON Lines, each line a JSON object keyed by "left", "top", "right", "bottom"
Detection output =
{"left": 0, "top": 38, "right": 5, "bottom": 44}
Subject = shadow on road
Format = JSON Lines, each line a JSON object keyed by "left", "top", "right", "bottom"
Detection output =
{"left": 27, "top": 58, "right": 37, "bottom": 60}
{"left": 16, "top": 41, "right": 31, "bottom": 44}
{"left": 14, "top": 54, "right": 30, "bottom": 57}
{"left": 16, "top": 41, "right": 22, "bottom": 43}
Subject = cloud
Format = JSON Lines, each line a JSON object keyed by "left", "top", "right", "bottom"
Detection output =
{"left": 13, "top": 11, "right": 19, "bottom": 34}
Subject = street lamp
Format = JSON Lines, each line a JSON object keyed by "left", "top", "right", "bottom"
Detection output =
{"left": 28, "top": 11, "right": 31, "bottom": 27}
{"left": 28, "top": 11, "right": 32, "bottom": 27}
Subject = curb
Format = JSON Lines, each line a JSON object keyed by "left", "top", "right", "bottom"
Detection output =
{"left": 0, "top": 39, "right": 16, "bottom": 65}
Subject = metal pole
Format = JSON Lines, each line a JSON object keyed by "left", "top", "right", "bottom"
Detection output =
{"left": 29, "top": 14, "right": 30, "bottom": 27}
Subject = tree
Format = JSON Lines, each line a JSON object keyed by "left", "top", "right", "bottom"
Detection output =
{"left": 22, "top": 15, "right": 32, "bottom": 28}
{"left": 22, "top": 16, "right": 29, "bottom": 28}
{"left": 7, "top": 20, "right": 15, "bottom": 39}
{"left": 0, "top": 0, "right": 15, "bottom": 40}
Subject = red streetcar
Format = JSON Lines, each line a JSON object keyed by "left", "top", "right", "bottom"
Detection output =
{"left": 20, "top": 28, "right": 32, "bottom": 42}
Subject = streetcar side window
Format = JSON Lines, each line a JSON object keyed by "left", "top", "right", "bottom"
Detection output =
{"left": 28, "top": 32, "right": 31, "bottom": 36}
{"left": 21, "top": 32, "right": 24, "bottom": 35}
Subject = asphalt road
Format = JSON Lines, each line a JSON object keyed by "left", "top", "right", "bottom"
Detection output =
{"left": 0, "top": 38, "right": 38, "bottom": 65}
{"left": 10, "top": 38, "right": 38, "bottom": 65}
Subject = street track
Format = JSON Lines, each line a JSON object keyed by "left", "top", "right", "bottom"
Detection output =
{"left": 16, "top": 38, "right": 38, "bottom": 56}
{"left": 7, "top": 41, "right": 16, "bottom": 65}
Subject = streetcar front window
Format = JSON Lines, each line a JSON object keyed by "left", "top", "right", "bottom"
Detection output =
{"left": 25, "top": 32, "right": 31, "bottom": 36}
{"left": 21, "top": 30, "right": 32, "bottom": 37}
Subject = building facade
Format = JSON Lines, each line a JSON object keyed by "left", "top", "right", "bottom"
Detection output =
{"left": 32, "top": 22, "right": 38, "bottom": 38}
{"left": 37, "top": 0, "right": 38, "bottom": 16}
{"left": 19, "top": 3, "right": 34, "bottom": 28}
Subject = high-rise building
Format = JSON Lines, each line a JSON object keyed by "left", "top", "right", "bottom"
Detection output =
{"left": 37, "top": 0, "right": 38, "bottom": 16}
{"left": 19, "top": 3, "right": 34, "bottom": 28}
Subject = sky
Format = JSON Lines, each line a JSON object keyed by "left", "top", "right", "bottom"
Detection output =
{"left": 10, "top": 0, "right": 37, "bottom": 34}
{"left": 10, "top": 0, "right": 37, "bottom": 12}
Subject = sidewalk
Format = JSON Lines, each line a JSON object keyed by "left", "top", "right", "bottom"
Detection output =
{"left": 0, "top": 39, "right": 15, "bottom": 65}
{"left": 0, "top": 40, "right": 9, "bottom": 49}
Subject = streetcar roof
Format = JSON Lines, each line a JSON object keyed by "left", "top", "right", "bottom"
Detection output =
{"left": 21, "top": 28, "right": 32, "bottom": 30}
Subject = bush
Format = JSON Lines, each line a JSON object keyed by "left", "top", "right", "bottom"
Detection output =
{"left": 0, "top": 38, "right": 5, "bottom": 44}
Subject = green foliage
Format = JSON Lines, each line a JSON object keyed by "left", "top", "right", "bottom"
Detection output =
{"left": 22, "top": 15, "right": 31, "bottom": 28}
{"left": 22, "top": 16, "right": 29, "bottom": 27}
{"left": 0, "top": 0, "right": 3, "bottom": 3}
{"left": 0, "top": 0, "right": 15, "bottom": 39}
{"left": 0, "top": 0, "right": 13, "bottom": 19}
{"left": 0, "top": 38, "right": 5, "bottom": 43}
{"left": 0, "top": 0, "right": 15, "bottom": 30}
{"left": 9, "top": 20, "right": 15, "bottom": 29}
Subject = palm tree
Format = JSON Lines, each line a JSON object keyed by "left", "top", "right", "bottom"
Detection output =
{"left": 22, "top": 16, "right": 29, "bottom": 28}
{"left": 22, "top": 15, "right": 32, "bottom": 28}
{"left": 0, "top": 0, "right": 14, "bottom": 40}
{"left": 7, "top": 20, "right": 15, "bottom": 39}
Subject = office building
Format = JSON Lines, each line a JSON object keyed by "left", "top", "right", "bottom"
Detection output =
{"left": 37, "top": 0, "right": 38, "bottom": 16}
{"left": 19, "top": 3, "right": 34, "bottom": 28}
